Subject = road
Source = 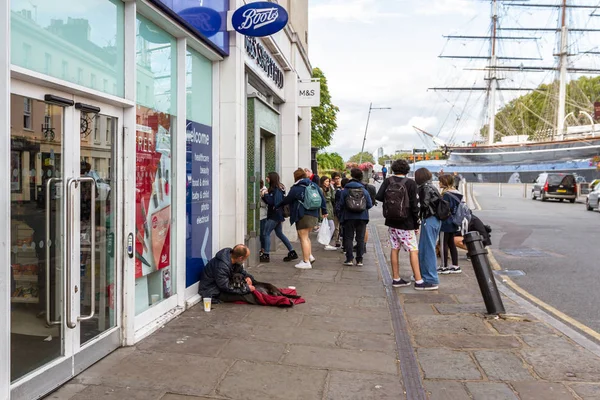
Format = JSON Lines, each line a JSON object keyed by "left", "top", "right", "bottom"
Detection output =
{"left": 473, "top": 184, "right": 600, "bottom": 336}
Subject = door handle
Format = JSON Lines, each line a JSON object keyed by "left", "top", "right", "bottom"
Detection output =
{"left": 45, "top": 178, "right": 62, "bottom": 326}
{"left": 78, "top": 176, "right": 96, "bottom": 321}
{"left": 66, "top": 178, "right": 78, "bottom": 329}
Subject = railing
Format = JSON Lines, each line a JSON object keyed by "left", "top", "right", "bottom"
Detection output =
{"left": 463, "top": 182, "right": 588, "bottom": 202}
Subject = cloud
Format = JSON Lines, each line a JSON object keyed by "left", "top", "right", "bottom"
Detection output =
{"left": 415, "top": 0, "right": 479, "bottom": 16}
{"left": 309, "top": 0, "right": 403, "bottom": 23}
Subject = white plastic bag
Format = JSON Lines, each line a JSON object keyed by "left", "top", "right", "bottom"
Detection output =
{"left": 317, "top": 220, "right": 333, "bottom": 245}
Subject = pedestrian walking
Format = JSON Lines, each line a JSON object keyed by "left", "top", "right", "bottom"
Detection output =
{"left": 415, "top": 168, "right": 444, "bottom": 290}
{"left": 453, "top": 171, "right": 462, "bottom": 191}
{"left": 439, "top": 174, "right": 462, "bottom": 274}
{"left": 382, "top": 165, "right": 388, "bottom": 180}
{"left": 330, "top": 172, "right": 343, "bottom": 247}
{"left": 259, "top": 180, "right": 268, "bottom": 257}
{"left": 335, "top": 178, "right": 350, "bottom": 251}
{"left": 277, "top": 168, "right": 328, "bottom": 269}
{"left": 260, "top": 172, "right": 298, "bottom": 263}
{"left": 339, "top": 168, "right": 373, "bottom": 266}
{"left": 375, "top": 159, "right": 421, "bottom": 287}
{"left": 319, "top": 176, "right": 337, "bottom": 250}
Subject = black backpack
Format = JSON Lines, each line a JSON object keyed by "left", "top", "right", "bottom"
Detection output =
{"left": 383, "top": 177, "right": 409, "bottom": 220}
{"left": 345, "top": 188, "right": 367, "bottom": 213}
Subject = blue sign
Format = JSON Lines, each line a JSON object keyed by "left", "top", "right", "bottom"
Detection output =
{"left": 232, "top": 1, "right": 288, "bottom": 37}
{"left": 178, "top": 7, "right": 222, "bottom": 37}
{"left": 185, "top": 120, "right": 212, "bottom": 287}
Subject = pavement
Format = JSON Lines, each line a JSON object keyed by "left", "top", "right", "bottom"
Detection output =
{"left": 46, "top": 205, "right": 600, "bottom": 400}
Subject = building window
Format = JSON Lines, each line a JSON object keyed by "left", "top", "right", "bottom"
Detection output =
{"left": 23, "top": 98, "right": 32, "bottom": 130}
{"left": 93, "top": 116, "right": 100, "bottom": 143}
{"left": 77, "top": 68, "right": 84, "bottom": 85}
{"left": 105, "top": 117, "right": 112, "bottom": 144}
{"left": 62, "top": 61, "right": 68, "bottom": 79}
{"left": 44, "top": 104, "right": 52, "bottom": 131}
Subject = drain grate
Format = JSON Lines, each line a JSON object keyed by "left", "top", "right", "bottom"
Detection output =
{"left": 502, "top": 248, "right": 548, "bottom": 257}
{"left": 493, "top": 269, "right": 526, "bottom": 277}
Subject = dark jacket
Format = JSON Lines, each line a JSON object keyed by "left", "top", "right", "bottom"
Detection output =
{"left": 310, "top": 174, "right": 320, "bottom": 185}
{"left": 277, "top": 178, "right": 327, "bottom": 225}
{"left": 340, "top": 180, "right": 373, "bottom": 222}
{"left": 417, "top": 181, "right": 441, "bottom": 221}
{"left": 375, "top": 175, "right": 419, "bottom": 230}
{"left": 262, "top": 186, "right": 285, "bottom": 222}
{"left": 198, "top": 248, "right": 255, "bottom": 299}
{"left": 441, "top": 189, "right": 463, "bottom": 233}
{"left": 334, "top": 189, "right": 343, "bottom": 220}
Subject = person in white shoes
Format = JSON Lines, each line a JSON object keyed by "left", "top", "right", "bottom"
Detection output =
{"left": 277, "top": 168, "right": 328, "bottom": 269}
{"left": 319, "top": 175, "right": 338, "bottom": 251}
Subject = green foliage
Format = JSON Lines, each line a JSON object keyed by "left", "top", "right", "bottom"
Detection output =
{"left": 348, "top": 152, "right": 375, "bottom": 164}
{"left": 316, "top": 152, "right": 345, "bottom": 173}
{"left": 482, "top": 76, "right": 600, "bottom": 140}
{"left": 311, "top": 68, "right": 340, "bottom": 149}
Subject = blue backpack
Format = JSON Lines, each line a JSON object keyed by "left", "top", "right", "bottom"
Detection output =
{"left": 302, "top": 182, "right": 322, "bottom": 210}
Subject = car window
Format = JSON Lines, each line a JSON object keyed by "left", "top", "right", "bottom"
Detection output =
{"left": 536, "top": 174, "right": 546, "bottom": 184}
{"left": 547, "top": 174, "right": 565, "bottom": 185}
{"left": 560, "top": 175, "right": 575, "bottom": 186}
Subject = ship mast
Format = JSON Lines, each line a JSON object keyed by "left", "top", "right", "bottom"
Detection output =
{"left": 556, "top": 0, "right": 568, "bottom": 140}
{"left": 488, "top": 0, "right": 499, "bottom": 145}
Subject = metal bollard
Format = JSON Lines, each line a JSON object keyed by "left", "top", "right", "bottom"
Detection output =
{"left": 498, "top": 182, "right": 502, "bottom": 197}
{"left": 464, "top": 231, "right": 506, "bottom": 315}
{"left": 523, "top": 183, "right": 527, "bottom": 198}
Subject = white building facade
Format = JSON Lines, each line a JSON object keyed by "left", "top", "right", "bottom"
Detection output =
{"left": 0, "top": 1, "right": 312, "bottom": 398}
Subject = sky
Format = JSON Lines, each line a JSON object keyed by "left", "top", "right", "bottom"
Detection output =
{"left": 308, "top": 0, "right": 600, "bottom": 161}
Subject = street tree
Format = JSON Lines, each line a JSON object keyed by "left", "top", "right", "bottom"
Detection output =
{"left": 316, "top": 152, "right": 345, "bottom": 172}
{"left": 311, "top": 67, "right": 340, "bottom": 149}
{"left": 348, "top": 152, "right": 375, "bottom": 164}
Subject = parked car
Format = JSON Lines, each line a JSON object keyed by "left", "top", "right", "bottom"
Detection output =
{"left": 586, "top": 183, "right": 600, "bottom": 211}
{"left": 531, "top": 173, "right": 577, "bottom": 203}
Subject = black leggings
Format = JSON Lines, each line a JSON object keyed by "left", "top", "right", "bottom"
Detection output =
{"left": 441, "top": 231, "right": 458, "bottom": 268}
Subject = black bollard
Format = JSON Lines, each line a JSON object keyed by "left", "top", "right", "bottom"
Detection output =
{"left": 463, "top": 231, "right": 505, "bottom": 315}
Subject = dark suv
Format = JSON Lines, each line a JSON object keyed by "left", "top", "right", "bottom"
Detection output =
{"left": 532, "top": 173, "right": 577, "bottom": 203}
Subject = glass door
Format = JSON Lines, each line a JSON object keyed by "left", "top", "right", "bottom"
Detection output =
{"left": 10, "top": 83, "right": 123, "bottom": 400}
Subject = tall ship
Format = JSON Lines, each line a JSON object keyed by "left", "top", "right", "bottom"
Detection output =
{"left": 415, "top": 0, "right": 600, "bottom": 182}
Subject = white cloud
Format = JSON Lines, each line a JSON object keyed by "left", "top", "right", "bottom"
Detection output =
{"left": 415, "top": 0, "right": 478, "bottom": 16}
{"left": 309, "top": 0, "right": 403, "bottom": 23}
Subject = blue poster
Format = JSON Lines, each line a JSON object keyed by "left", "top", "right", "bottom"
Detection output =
{"left": 186, "top": 120, "right": 212, "bottom": 287}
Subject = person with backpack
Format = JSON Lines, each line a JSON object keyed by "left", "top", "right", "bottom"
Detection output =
{"left": 261, "top": 172, "right": 297, "bottom": 263}
{"left": 438, "top": 174, "right": 466, "bottom": 274}
{"left": 335, "top": 178, "right": 349, "bottom": 251}
{"left": 277, "top": 168, "right": 328, "bottom": 269}
{"left": 375, "top": 159, "right": 421, "bottom": 287}
{"left": 339, "top": 168, "right": 373, "bottom": 266}
{"left": 382, "top": 165, "right": 388, "bottom": 180}
{"left": 319, "top": 176, "right": 337, "bottom": 250}
{"left": 415, "top": 167, "right": 446, "bottom": 290}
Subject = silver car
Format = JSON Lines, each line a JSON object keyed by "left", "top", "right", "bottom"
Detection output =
{"left": 586, "top": 184, "right": 600, "bottom": 211}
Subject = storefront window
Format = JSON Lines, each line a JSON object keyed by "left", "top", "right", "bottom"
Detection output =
{"left": 10, "top": 0, "right": 125, "bottom": 97}
{"left": 135, "top": 15, "right": 177, "bottom": 315}
{"left": 185, "top": 48, "right": 212, "bottom": 287}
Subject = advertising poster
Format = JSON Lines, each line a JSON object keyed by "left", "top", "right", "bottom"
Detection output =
{"left": 135, "top": 106, "right": 172, "bottom": 279}
{"left": 186, "top": 119, "right": 212, "bottom": 287}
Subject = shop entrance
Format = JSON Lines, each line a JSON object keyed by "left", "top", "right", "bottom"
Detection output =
{"left": 10, "top": 81, "right": 123, "bottom": 399}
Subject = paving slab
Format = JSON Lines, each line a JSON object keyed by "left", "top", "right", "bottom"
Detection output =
{"left": 408, "top": 314, "right": 492, "bottom": 336}
{"left": 45, "top": 384, "right": 88, "bottom": 400}
{"left": 418, "top": 348, "right": 482, "bottom": 380}
{"left": 521, "top": 345, "right": 600, "bottom": 381}
{"left": 161, "top": 395, "right": 223, "bottom": 400}
{"left": 66, "top": 386, "right": 164, "bottom": 400}
{"left": 284, "top": 344, "right": 398, "bottom": 374}
{"left": 490, "top": 320, "right": 557, "bottom": 336}
{"left": 316, "top": 284, "right": 385, "bottom": 298}
{"left": 295, "top": 269, "right": 340, "bottom": 282}
{"left": 286, "top": 302, "right": 332, "bottom": 316}
{"left": 474, "top": 350, "right": 535, "bottom": 381}
{"left": 305, "top": 294, "right": 359, "bottom": 307}
{"left": 329, "top": 305, "right": 390, "bottom": 319}
{"left": 402, "top": 303, "right": 437, "bottom": 316}
{"left": 217, "top": 360, "right": 327, "bottom": 400}
{"left": 466, "top": 382, "right": 518, "bottom": 400}
{"left": 519, "top": 334, "right": 575, "bottom": 348}
{"left": 325, "top": 371, "right": 405, "bottom": 400}
{"left": 217, "top": 338, "right": 286, "bottom": 362}
{"left": 434, "top": 303, "right": 488, "bottom": 314}
{"left": 424, "top": 381, "right": 470, "bottom": 400}
{"left": 248, "top": 326, "right": 339, "bottom": 347}
{"left": 301, "top": 315, "right": 392, "bottom": 334}
{"left": 136, "top": 331, "right": 229, "bottom": 357}
{"left": 569, "top": 383, "right": 600, "bottom": 399}
{"left": 455, "top": 294, "right": 486, "bottom": 304}
{"left": 511, "top": 381, "right": 575, "bottom": 400}
{"left": 402, "top": 293, "right": 457, "bottom": 304}
{"left": 357, "top": 296, "right": 389, "bottom": 308}
{"left": 77, "top": 352, "right": 232, "bottom": 396}
{"left": 338, "top": 332, "right": 397, "bottom": 353}
{"left": 415, "top": 334, "right": 521, "bottom": 350}
{"left": 243, "top": 307, "right": 304, "bottom": 328}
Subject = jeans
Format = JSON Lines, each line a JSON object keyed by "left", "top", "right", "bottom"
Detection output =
{"left": 264, "top": 219, "right": 293, "bottom": 254}
{"left": 419, "top": 216, "right": 441, "bottom": 284}
{"left": 343, "top": 220, "right": 367, "bottom": 262}
{"left": 259, "top": 219, "right": 267, "bottom": 250}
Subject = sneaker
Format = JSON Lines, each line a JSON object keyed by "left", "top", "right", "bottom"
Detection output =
{"left": 283, "top": 250, "right": 299, "bottom": 262}
{"left": 343, "top": 260, "right": 354, "bottom": 266}
{"left": 437, "top": 266, "right": 450, "bottom": 274}
{"left": 309, "top": 255, "right": 316, "bottom": 263}
{"left": 356, "top": 259, "right": 364, "bottom": 266}
{"left": 294, "top": 261, "right": 312, "bottom": 269}
{"left": 414, "top": 282, "right": 439, "bottom": 291}
{"left": 392, "top": 279, "right": 411, "bottom": 288}
{"left": 335, "top": 243, "right": 341, "bottom": 248}
{"left": 259, "top": 253, "right": 270, "bottom": 263}
{"left": 324, "top": 245, "right": 338, "bottom": 251}
{"left": 448, "top": 266, "right": 462, "bottom": 274}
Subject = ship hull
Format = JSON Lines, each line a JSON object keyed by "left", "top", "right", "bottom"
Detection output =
{"left": 448, "top": 138, "right": 600, "bottom": 165}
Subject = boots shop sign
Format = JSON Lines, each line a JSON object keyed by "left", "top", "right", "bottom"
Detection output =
{"left": 232, "top": 1, "right": 288, "bottom": 37}
{"left": 246, "top": 37, "right": 284, "bottom": 88}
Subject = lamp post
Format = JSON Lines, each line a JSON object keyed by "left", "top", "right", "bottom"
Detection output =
{"left": 359, "top": 102, "right": 392, "bottom": 164}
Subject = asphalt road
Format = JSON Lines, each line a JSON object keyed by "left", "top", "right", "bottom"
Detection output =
{"left": 473, "top": 184, "right": 600, "bottom": 336}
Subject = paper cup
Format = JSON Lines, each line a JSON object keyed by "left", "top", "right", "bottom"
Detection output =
{"left": 203, "top": 297, "right": 212, "bottom": 312}
{"left": 288, "top": 286, "right": 296, "bottom": 290}
{"left": 150, "top": 294, "right": 160, "bottom": 304}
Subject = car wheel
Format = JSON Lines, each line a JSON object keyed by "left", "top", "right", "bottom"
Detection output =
{"left": 559, "top": 199, "right": 564, "bottom": 202}
{"left": 531, "top": 191, "right": 537, "bottom": 200}
{"left": 586, "top": 199, "right": 593, "bottom": 211}
{"left": 570, "top": 198, "right": 576, "bottom": 204}
{"left": 540, "top": 192, "right": 547, "bottom": 202}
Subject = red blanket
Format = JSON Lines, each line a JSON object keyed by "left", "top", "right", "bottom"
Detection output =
{"left": 235, "top": 288, "right": 305, "bottom": 307}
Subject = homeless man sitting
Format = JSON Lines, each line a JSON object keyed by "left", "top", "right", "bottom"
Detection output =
{"left": 198, "top": 244, "right": 257, "bottom": 304}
